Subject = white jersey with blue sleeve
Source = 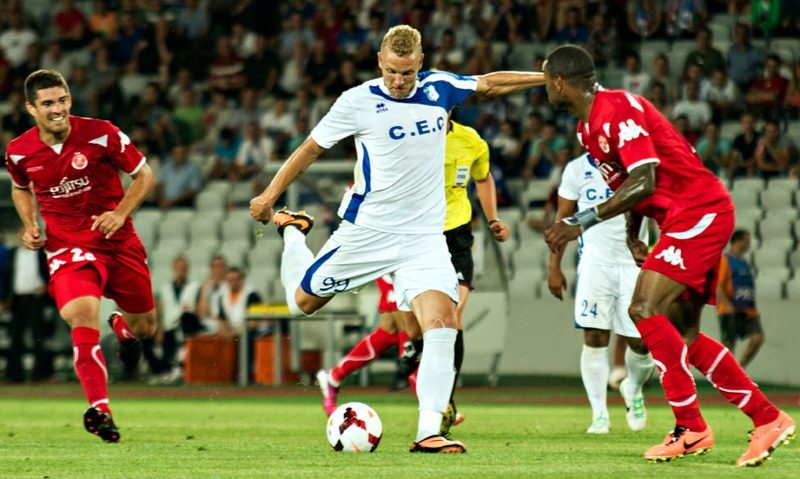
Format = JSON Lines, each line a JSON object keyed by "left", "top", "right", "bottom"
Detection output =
{"left": 558, "top": 154, "right": 635, "bottom": 266}
{"left": 310, "top": 71, "right": 477, "bottom": 234}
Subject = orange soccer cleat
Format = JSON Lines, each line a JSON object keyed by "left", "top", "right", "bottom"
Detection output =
{"left": 272, "top": 208, "right": 314, "bottom": 236}
{"left": 737, "top": 410, "right": 796, "bottom": 467}
{"left": 409, "top": 435, "right": 466, "bottom": 454}
{"left": 644, "top": 425, "right": 714, "bottom": 462}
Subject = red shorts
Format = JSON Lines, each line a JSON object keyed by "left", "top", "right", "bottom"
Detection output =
{"left": 376, "top": 275, "right": 398, "bottom": 313}
{"left": 47, "top": 238, "right": 155, "bottom": 313}
{"left": 643, "top": 210, "right": 734, "bottom": 304}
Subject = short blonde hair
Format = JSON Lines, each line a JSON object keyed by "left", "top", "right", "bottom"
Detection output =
{"left": 380, "top": 25, "right": 422, "bottom": 57}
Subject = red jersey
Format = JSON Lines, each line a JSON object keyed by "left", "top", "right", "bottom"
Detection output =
{"left": 576, "top": 89, "right": 734, "bottom": 230}
{"left": 5, "top": 116, "right": 147, "bottom": 251}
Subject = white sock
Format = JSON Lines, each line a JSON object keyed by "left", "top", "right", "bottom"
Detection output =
{"left": 624, "top": 347, "right": 655, "bottom": 398}
{"left": 280, "top": 227, "right": 314, "bottom": 317}
{"left": 416, "top": 328, "right": 457, "bottom": 441}
{"left": 581, "top": 345, "right": 609, "bottom": 420}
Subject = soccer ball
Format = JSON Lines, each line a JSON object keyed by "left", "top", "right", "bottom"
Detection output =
{"left": 326, "top": 402, "right": 383, "bottom": 452}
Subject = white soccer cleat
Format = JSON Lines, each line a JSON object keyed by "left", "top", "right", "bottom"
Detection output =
{"left": 587, "top": 413, "right": 610, "bottom": 434}
{"left": 620, "top": 378, "right": 647, "bottom": 432}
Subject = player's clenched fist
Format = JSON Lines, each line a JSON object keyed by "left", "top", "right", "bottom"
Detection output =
{"left": 249, "top": 196, "right": 273, "bottom": 224}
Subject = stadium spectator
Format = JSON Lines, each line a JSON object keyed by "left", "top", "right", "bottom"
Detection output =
{"left": 1, "top": 90, "right": 33, "bottom": 145}
{"left": 196, "top": 255, "right": 227, "bottom": 332}
{"left": 207, "top": 36, "right": 246, "bottom": 100}
{"left": 429, "top": 29, "right": 465, "bottom": 71}
{"left": 230, "top": 20, "right": 257, "bottom": 59}
{"left": 745, "top": 54, "right": 789, "bottom": 121}
{"left": 717, "top": 230, "right": 764, "bottom": 369}
{"left": 683, "top": 26, "right": 725, "bottom": 78}
{"left": 175, "top": 0, "right": 209, "bottom": 41}
{"left": 40, "top": 41, "right": 73, "bottom": 80}
{"left": 128, "top": 82, "right": 171, "bottom": 155}
{"left": 673, "top": 80, "right": 712, "bottom": 133}
{"left": 216, "top": 267, "right": 265, "bottom": 377}
{"left": 278, "top": 11, "right": 315, "bottom": 60}
{"left": 696, "top": 121, "right": 733, "bottom": 176}
{"left": 111, "top": 12, "right": 147, "bottom": 68}
{"left": 203, "top": 91, "right": 238, "bottom": 149}
{"left": 626, "top": 0, "right": 662, "bottom": 38}
{"left": 651, "top": 53, "right": 679, "bottom": 103}
{"left": 275, "top": 37, "right": 308, "bottom": 98}
{"left": 645, "top": 81, "right": 674, "bottom": 119}
{"left": 754, "top": 120, "right": 795, "bottom": 179}
{"left": 232, "top": 122, "right": 274, "bottom": 182}
{"left": 463, "top": 38, "right": 498, "bottom": 76}
{"left": 68, "top": 64, "right": 93, "bottom": 117}
{"left": 730, "top": 111, "right": 760, "bottom": 178}
{"left": 523, "top": 120, "right": 567, "bottom": 181}
{"left": 207, "top": 126, "right": 240, "bottom": 180}
{"left": 88, "top": 0, "right": 118, "bottom": 41}
{"left": 53, "top": 0, "right": 89, "bottom": 50}
{"left": 673, "top": 114, "right": 700, "bottom": 145}
{"left": 751, "top": 0, "right": 781, "bottom": 40}
{"left": 304, "top": 38, "right": 338, "bottom": 98}
{"left": 702, "top": 68, "right": 743, "bottom": 121}
{"left": 585, "top": 12, "right": 618, "bottom": 68}
{"left": 155, "top": 143, "right": 203, "bottom": 209}
{"left": 231, "top": 87, "right": 262, "bottom": 137}
{"left": 337, "top": 14, "right": 366, "bottom": 58}
{"left": 727, "top": 23, "right": 766, "bottom": 92}
{"left": 0, "top": 12, "right": 39, "bottom": 70}
{"left": 555, "top": 7, "right": 590, "bottom": 45}
{"left": 548, "top": 154, "right": 655, "bottom": 434}
{"left": 542, "top": 44, "right": 793, "bottom": 467}
{"left": 2, "top": 226, "right": 54, "bottom": 383}
{"left": 327, "top": 57, "right": 360, "bottom": 97}
{"left": 622, "top": 52, "right": 652, "bottom": 96}
{"left": 6, "top": 69, "right": 157, "bottom": 442}
{"left": 86, "top": 43, "right": 123, "bottom": 121}
{"left": 785, "top": 61, "right": 800, "bottom": 119}
{"left": 243, "top": 34, "right": 280, "bottom": 97}
{"left": 166, "top": 67, "right": 202, "bottom": 108}
{"left": 662, "top": 0, "right": 708, "bottom": 40}
{"left": 144, "top": 255, "right": 201, "bottom": 385}
{"left": 171, "top": 89, "right": 205, "bottom": 145}
{"left": 259, "top": 98, "right": 296, "bottom": 153}
{"left": 681, "top": 61, "right": 709, "bottom": 98}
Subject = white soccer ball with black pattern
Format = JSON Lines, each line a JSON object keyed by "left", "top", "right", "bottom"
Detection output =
{"left": 326, "top": 402, "right": 383, "bottom": 452}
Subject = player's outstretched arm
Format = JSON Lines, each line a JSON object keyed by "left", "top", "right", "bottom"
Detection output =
{"left": 11, "top": 186, "right": 45, "bottom": 250}
{"left": 92, "top": 162, "right": 156, "bottom": 239}
{"left": 250, "top": 137, "right": 326, "bottom": 223}
{"left": 474, "top": 71, "right": 545, "bottom": 97}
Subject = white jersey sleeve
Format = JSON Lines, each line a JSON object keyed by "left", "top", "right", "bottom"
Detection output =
{"left": 310, "top": 89, "right": 358, "bottom": 149}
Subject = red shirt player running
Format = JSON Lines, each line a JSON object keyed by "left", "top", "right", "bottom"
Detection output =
{"left": 5, "top": 69, "right": 158, "bottom": 443}
{"left": 542, "top": 45, "right": 794, "bottom": 467}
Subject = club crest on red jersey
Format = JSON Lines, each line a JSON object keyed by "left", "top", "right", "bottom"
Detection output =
{"left": 597, "top": 135, "right": 610, "bottom": 153}
{"left": 71, "top": 152, "right": 88, "bottom": 170}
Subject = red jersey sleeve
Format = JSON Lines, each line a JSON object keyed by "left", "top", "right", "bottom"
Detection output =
{"left": 603, "top": 92, "right": 660, "bottom": 173}
{"left": 4, "top": 150, "right": 29, "bottom": 188}
{"left": 103, "top": 121, "right": 146, "bottom": 175}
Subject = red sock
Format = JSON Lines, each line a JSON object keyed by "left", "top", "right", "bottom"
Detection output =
{"left": 397, "top": 330, "right": 409, "bottom": 357}
{"left": 408, "top": 369, "right": 417, "bottom": 397}
{"left": 72, "top": 327, "right": 111, "bottom": 414}
{"left": 109, "top": 312, "right": 138, "bottom": 341}
{"left": 688, "top": 333, "right": 779, "bottom": 427}
{"left": 636, "top": 314, "right": 706, "bottom": 431}
{"left": 330, "top": 327, "right": 398, "bottom": 385}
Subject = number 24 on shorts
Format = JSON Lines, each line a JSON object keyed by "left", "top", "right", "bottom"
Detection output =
{"left": 580, "top": 300, "right": 598, "bottom": 318}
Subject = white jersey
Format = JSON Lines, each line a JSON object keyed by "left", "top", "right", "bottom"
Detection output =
{"left": 311, "top": 71, "right": 478, "bottom": 234}
{"left": 558, "top": 154, "right": 635, "bottom": 266}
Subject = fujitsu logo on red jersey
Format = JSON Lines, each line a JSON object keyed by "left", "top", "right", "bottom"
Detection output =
{"left": 49, "top": 176, "right": 91, "bottom": 198}
{"left": 617, "top": 119, "right": 649, "bottom": 148}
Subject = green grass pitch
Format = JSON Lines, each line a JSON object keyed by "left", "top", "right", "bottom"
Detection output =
{"left": 0, "top": 383, "right": 797, "bottom": 479}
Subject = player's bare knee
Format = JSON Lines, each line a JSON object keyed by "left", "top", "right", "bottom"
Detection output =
{"left": 626, "top": 337, "right": 649, "bottom": 355}
{"left": 628, "top": 301, "right": 653, "bottom": 323}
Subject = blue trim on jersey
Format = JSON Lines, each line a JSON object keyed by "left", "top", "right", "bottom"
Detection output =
{"left": 300, "top": 246, "right": 342, "bottom": 296}
{"left": 343, "top": 143, "right": 372, "bottom": 222}
{"left": 368, "top": 71, "right": 474, "bottom": 110}
{"left": 584, "top": 152, "right": 596, "bottom": 169}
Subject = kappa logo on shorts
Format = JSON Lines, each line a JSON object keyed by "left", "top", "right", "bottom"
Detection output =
{"left": 654, "top": 245, "right": 687, "bottom": 270}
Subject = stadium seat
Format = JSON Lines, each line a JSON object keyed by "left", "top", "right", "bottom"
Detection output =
{"left": 599, "top": 66, "right": 625, "bottom": 89}
{"left": 708, "top": 22, "right": 731, "bottom": 43}
{"left": 157, "top": 218, "right": 189, "bottom": 244}
{"left": 163, "top": 208, "right": 196, "bottom": 224}
{"left": 719, "top": 120, "right": 741, "bottom": 141}
{"left": 730, "top": 189, "right": 759, "bottom": 209}
{"left": 134, "top": 220, "right": 158, "bottom": 251}
{"left": 498, "top": 206, "right": 524, "bottom": 226}
{"left": 769, "top": 37, "right": 799, "bottom": 63}
{"left": 787, "top": 121, "right": 800, "bottom": 148}
{"left": 219, "top": 239, "right": 250, "bottom": 267}
{"left": 206, "top": 180, "right": 233, "bottom": 197}
{"left": 764, "top": 208, "right": 798, "bottom": 222}
{"left": 246, "top": 266, "right": 274, "bottom": 300}
{"left": 759, "top": 217, "right": 794, "bottom": 240}
{"left": 227, "top": 181, "right": 253, "bottom": 208}
{"left": 639, "top": 39, "right": 669, "bottom": 72}
{"left": 789, "top": 248, "right": 800, "bottom": 269}
{"left": 760, "top": 189, "right": 793, "bottom": 210}
{"left": 669, "top": 40, "right": 696, "bottom": 74}
{"left": 247, "top": 246, "right": 280, "bottom": 271}
{"left": 753, "top": 247, "right": 788, "bottom": 270}
{"left": 520, "top": 179, "right": 554, "bottom": 209}
{"left": 785, "top": 277, "right": 800, "bottom": 300}
{"left": 766, "top": 177, "right": 799, "bottom": 194}
{"left": 189, "top": 219, "right": 221, "bottom": 244}
{"left": 731, "top": 177, "right": 765, "bottom": 194}
{"left": 221, "top": 215, "right": 253, "bottom": 243}
{"left": 755, "top": 276, "right": 784, "bottom": 301}
{"left": 734, "top": 208, "right": 761, "bottom": 234}
{"left": 195, "top": 189, "right": 227, "bottom": 214}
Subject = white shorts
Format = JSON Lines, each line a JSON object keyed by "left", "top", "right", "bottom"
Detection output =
{"left": 573, "top": 261, "right": 640, "bottom": 338}
{"left": 300, "top": 222, "right": 459, "bottom": 311}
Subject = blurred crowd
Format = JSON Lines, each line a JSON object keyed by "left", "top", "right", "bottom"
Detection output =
{"left": 0, "top": 0, "right": 797, "bottom": 204}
